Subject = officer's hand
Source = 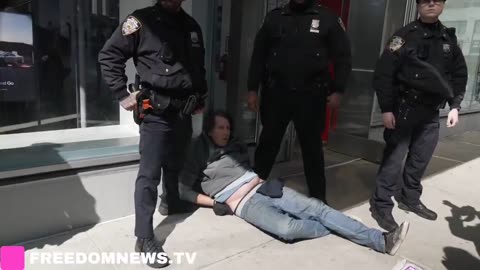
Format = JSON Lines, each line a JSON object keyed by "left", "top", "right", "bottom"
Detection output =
{"left": 327, "top": 93, "right": 343, "bottom": 109}
{"left": 193, "top": 106, "right": 206, "bottom": 115}
{"left": 213, "top": 201, "right": 233, "bottom": 216}
{"left": 382, "top": 112, "right": 396, "bottom": 129}
{"left": 447, "top": 109, "right": 459, "bottom": 128}
{"left": 247, "top": 91, "right": 259, "bottom": 112}
{"left": 120, "top": 91, "right": 140, "bottom": 111}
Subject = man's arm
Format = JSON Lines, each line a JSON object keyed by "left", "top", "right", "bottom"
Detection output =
{"left": 195, "top": 24, "right": 208, "bottom": 101}
{"left": 372, "top": 36, "right": 403, "bottom": 114}
{"left": 448, "top": 42, "right": 468, "bottom": 110}
{"left": 178, "top": 160, "right": 210, "bottom": 205}
{"left": 327, "top": 16, "right": 352, "bottom": 94}
{"left": 247, "top": 17, "right": 271, "bottom": 93}
{"left": 178, "top": 140, "right": 213, "bottom": 207}
{"left": 98, "top": 15, "right": 141, "bottom": 102}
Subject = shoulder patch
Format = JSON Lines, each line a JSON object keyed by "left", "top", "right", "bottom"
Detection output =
{"left": 338, "top": 17, "right": 346, "bottom": 31}
{"left": 388, "top": 36, "right": 405, "bottom": 52}
{"left": 122, "top": 16, "right": 141, "bottom": 36}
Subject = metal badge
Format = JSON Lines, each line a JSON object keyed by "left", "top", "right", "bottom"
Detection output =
{"left": 443, "top": 43, "right": 451, "bottom": 53}
{"left": 310, "top": 19, "right": 320, "bottom": 33}
{"left": 191, "top": 32, "right": 201, "bottom": 47}
{"left": 389, "top": 36, "right": 405, "bottom": 52}
{"left": 122, "top": 16, "right": 141, "bottom": 36}
{"left": 338, "top": 17, "right": 346, "bottom": 32}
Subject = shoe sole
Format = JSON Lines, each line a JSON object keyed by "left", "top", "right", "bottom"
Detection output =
{"left": 398, "top": 203, "right": 437, "bottom": 220}
{"left": 388, "top": 221, "right": 410, "bottom": 256}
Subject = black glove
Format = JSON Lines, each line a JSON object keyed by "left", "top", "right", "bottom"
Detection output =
{"left": 256, "top": 178, "right": 284, "bottom": 198}
{"left": 213, "top": 201, "right": 233, "bottom": 216}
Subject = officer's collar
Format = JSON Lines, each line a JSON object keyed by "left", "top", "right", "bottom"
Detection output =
{"left": 411, "top": 20, "right": 449, "bottom": 40}
{"left": 154, "top": 2, "right": 186, "bottom": 17}
{"left": 281, "top": 4, "right": 320, "bottom": 15}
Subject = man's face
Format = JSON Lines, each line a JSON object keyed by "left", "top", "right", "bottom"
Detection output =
{"left": 158, "top": 0, "right": 184, "bottom": 12}
{"left": 209, "top": 116, "right": 231, "bottom": 147}
{"left": 417, "top": 0, "right": 445, "bottom": 21}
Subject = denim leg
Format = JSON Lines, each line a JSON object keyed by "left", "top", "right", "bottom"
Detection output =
{"left": 270, "top": 187, "right": 385, "bottom": 252}
{"left": 240, "top": 193, "right": 330, "bottom": 242}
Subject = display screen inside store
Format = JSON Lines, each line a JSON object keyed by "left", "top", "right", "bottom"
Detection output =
{"left": 0, "top": 11, "right": 35, "bottom": 102}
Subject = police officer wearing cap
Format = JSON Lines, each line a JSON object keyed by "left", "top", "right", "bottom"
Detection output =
{"left": 247, "top": 0, "right": 351, "bottom": 203}
{"left": 369, "top": 0, "right": 467, "bottom": 232}
{"left": 98, "top": 0, "right": 207, "bottom": 267}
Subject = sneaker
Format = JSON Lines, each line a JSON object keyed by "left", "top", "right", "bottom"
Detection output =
{"left": 369, "top": 202, "right": 399, "bottom": 231}
{"left": 398, "top": 201, "right": 437, "bottom": 220}
{"left": 135, "top": 238, "right": 170, "bottom": 268}
{"left": 384, "top": 221, "right": 410, "bottom": 255}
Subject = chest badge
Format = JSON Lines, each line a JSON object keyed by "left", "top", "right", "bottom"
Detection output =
{"left": 310, "top": 19, "right": 320, "bottom": 33}
{"left": 191, "top": 32, "right": 201, "bottom": 47}
{"left": 443, "top": 43, "right": 451, "bottom": 53}
{"left": 338, "top": 17, "right": 346, "bottom": 31}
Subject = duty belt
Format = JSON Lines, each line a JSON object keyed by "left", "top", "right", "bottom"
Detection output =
{"left": 130, "top": 85, "right": 202, "bottom": 124}
{"left": 400, "top": 88, "right": 446, "bottom": 111}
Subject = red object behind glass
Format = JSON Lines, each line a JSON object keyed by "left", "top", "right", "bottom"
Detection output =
{"left": 319, "top": 0, "right": 350, "bottom": 142}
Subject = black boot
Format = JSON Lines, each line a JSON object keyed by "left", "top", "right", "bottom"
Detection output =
{"left": 370, "top": 201, "right": 399, "bottom": 231}
{"left": 135, "top": 238, "right": 170, "bottom": 268}
{"left": 398, "top": 201, "right": 437, "bottom": 220}
{"left": 384, "top": 221, "right": 410, "bottom": 255}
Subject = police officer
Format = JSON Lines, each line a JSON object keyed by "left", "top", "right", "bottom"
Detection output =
{"left": 247, "top": 0, "right": 351, "bottom": 203}
{"left": 98, "top": 0, "right": 207, "bottom": 267}
{"left": 370, "top": 0, "right": 467, "bottom": 231}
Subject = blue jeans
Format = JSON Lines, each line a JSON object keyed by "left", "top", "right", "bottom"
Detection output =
{"left": 239, "top": 187, "right": 386, "bottom": 252}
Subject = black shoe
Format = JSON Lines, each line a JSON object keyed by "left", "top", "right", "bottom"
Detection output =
{"left": 398, "top": 201, "right": 437, "bottom": 220}
{"left": 135, "top": 238, "right": 170, "bottom": 268}
{"left": 158, "top": 203, "right": 170, "bottom": 216}
{"left": 369, "top": 203, "right": 399, "bottom": 231}
{"left": 384, "top": 221, "right": 410, "bottom": 255}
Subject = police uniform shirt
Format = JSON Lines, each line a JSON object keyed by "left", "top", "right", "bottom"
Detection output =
{"left": 373, "top": 20, "right": 468, "bottom": 113}
{"left": 248, "top": 4, "right": 351, "bottom": 93}
{"left": 98, "top": 3, "right": 207, "bottom": 101}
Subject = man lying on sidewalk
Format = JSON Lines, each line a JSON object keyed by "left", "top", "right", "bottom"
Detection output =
{"left": 179, "top": 111, "right": 410, "bottom": 255}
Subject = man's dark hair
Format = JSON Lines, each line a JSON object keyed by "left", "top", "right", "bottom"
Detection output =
{"left": 203, "top": 110, "right": 234, "bottom": 135}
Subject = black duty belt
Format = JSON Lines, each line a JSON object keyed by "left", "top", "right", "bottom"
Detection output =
{"left": 131, "top": 85, "right": 201, "bottom": 125}
{"left": 400, "top": 88, "right": 446, "bottom": 111}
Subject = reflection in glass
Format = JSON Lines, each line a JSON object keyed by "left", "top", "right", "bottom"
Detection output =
{"left": 0, "top": 0, "right": 120, "bottom": 135}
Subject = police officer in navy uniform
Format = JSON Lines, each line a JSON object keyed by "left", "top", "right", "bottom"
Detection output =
{"left": 98, "top": 0, "right": 207, "bottom": 267}
{"left": 370, "top": 0, "right": 467, "bottom": 231}
{"left": 247, "top": 0, "right": 351, "bottom": 203}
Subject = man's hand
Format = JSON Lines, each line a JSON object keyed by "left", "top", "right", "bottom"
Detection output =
{"left": 327, "top": 93, "right": 343, "bottom": 109}
{"left": 120, "top": 91, "right": 140, "bottom": 111}
{"left": 247, "top": 91, "right": 259, "bottom": 112}
{"left": 382, "top": 112, "right": 396, "bottom": 129}
{"left": 447, "top": 109, "right": 459, "bottom": 128}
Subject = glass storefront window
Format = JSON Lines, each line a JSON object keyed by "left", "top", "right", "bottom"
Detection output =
{"left": 443, "top": 0, "right": 480, "bottom": 111}
{"left": 0, "top": 0, "right": 120, "bottom": 136}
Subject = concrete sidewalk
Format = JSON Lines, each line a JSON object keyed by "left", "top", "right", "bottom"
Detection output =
{"left": 20, "top": 132, "right": 480, "bottom": 270}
